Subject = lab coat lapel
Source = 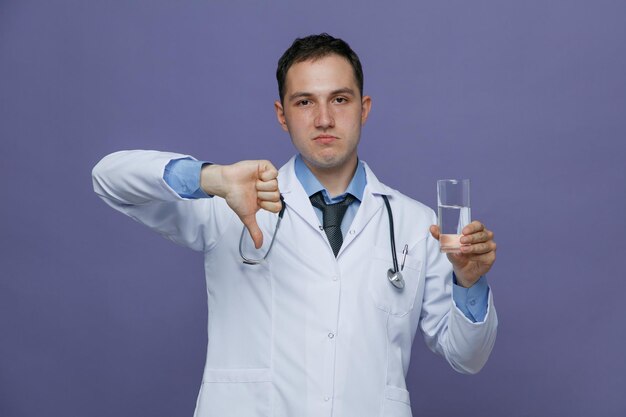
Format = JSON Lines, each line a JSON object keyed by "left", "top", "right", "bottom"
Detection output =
{"left": 338, "top": 162, "right": 393, "bottom": 256}
{"left": 278, "top": 156, "right": 322, "bottom": 232}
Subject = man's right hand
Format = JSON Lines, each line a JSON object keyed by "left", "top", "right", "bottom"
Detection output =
{"left": 200, "top": 160, "right": 281, "bottom": 249}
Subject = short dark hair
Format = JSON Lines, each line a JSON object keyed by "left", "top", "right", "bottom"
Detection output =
{"left": 276, "top": 33, "right": 364, "bottom": 102}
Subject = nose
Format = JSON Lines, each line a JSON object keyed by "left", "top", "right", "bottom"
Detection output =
{"left": 314, "top": 103, "right": 335, "bottom": 129}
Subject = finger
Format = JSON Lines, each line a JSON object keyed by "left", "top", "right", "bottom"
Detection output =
{"left": 462, "top": 221, "right": 485, "bottom": 235}
{"left": 258, "top": 161, "right": 278, "bottom": 182}
{"left": 259, "top": 200, "right": 282, "bottom": 213}
{"left": 256, "top": 178, "right": 279, "bottom": 192}
{"left": 429, "top": 225, "right": 440, "bottom": 240}
{"left": 460, "top": 241, "right": 496, "bottom": 255}
{"left": 460, "top": 250, "right": 497, "bottom": 268}
{"left": 460, "top": 229, "right": 492, "bottom": 245}
{"left": 257, "top": 190, "right": 281, "bottom": 202}
{"left": 241, "top": 214, "right": 264, "bottom": 249}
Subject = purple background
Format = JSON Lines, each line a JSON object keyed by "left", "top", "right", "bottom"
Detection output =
{"left": 1, "top": 1, "right": 625, "bottom": 416}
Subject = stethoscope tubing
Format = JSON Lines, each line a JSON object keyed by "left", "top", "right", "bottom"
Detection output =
{"left": 239, "top": 196, "right": 286, "bottom": 265}
{"left": 239, "top": 194, "right": 405, "bottom": 289}
{"left": 382, "top": 195, "right": 400, "bottom": 273}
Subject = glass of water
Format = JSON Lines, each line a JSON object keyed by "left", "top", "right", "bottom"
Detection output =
{"left": 437, "top": 179, "right": 471, "bottom": 253}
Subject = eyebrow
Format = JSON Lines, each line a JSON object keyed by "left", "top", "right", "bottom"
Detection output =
{"left": 288, "top": 87, "right": 357, "bottom": 102}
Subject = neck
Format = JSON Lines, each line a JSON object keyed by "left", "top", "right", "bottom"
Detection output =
{"left": 304, "top": 157, "right": 358, "bottom": 198}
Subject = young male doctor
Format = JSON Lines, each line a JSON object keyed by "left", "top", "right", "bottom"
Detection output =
{"left": 93, "top": 33, "right": 498, "bottom": 417}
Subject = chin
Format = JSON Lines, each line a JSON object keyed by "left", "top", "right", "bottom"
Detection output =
{"left": 310, "top": 154, "right": 351, "bottom": 170}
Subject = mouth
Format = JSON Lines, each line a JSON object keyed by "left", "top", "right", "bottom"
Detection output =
{"left": 313, "top": 135, "right": 338, "bottom": 145}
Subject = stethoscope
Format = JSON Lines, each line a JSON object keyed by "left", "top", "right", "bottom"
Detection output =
{"left": 239, "top": 195, "right": 407, "bottom": 290}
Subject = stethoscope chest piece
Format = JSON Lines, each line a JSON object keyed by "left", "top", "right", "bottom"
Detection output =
{"left": 387, "top": 268, "right": 405, "bottom": 290}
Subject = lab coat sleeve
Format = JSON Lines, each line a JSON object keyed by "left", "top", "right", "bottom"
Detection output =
{"left": 92, "top": 149, "right": 236, "bottom": 252}
{"left": 418, "top": 212, "right": 498, "bottom": 374}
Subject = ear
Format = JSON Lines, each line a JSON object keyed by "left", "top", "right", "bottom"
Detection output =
{"left": 274, "top": 100, "right": 289, "bottom": 132}
{"left": 360, "top": 95, "right": 372, "bottom": 125}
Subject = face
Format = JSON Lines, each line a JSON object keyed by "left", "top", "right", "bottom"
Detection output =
{"left": 275, "top": 54, "right": 372, "bottom": 175}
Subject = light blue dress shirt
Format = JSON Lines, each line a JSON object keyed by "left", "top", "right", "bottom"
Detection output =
{"left": 293, "top": 154, "right": 365, "bottom": 238}
{"left": 163, "top": 156, "right": 489, "bottom": 322}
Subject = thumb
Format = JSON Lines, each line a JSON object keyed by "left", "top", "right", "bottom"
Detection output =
{"left": 429, "top": 224, "right": 440, "bottom": 241}
{"left": 241, "top": 213, "right": 264, "bottom": 249}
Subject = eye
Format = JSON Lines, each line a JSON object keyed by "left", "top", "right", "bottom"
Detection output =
{"left": 334, "top": 96, "right": 348, "bottom": 104}
{"left": 297, "top": 99, "right": 311, "bottom": 106}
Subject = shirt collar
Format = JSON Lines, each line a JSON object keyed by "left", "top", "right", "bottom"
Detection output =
{"left": 294, "top": 154, "right": 367, "bottom": 204}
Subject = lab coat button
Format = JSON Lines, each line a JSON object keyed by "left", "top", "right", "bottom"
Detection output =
{"left": 331, "top": 275, "right": 338, "bottom": 281}
{"left": 328, "top": 332, "right": 335, "bottom": 339}
{"left": 324, "top": 396, "right": 330, "bottom": 402}
{"left": 349, "top": 229, "right": 355, "bottom": 235}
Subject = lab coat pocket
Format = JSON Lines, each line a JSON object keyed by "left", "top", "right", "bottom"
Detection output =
{"left": 195, "top": 368, "right": 272, "bottom": 417}
{"left": 382, "top": 386, "right": 412, "bottom": 417}
{"left": 368, "top": 245, "right": 422, "bottom": 316}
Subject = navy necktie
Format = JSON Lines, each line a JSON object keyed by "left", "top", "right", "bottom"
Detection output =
{"left": 310, "top": 192, "right": 356, "bottom": 257}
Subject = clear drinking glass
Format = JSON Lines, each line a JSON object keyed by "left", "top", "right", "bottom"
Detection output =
{"left": 437, "top": 179, "right": 471, "bottom": 253}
